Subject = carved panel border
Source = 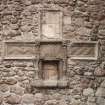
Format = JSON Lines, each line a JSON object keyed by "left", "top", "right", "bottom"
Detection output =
{"left": 3, "top": 41, "right": 39, "bottom": 60}
{"left": 40, "top": 10, "right": 63, "bottom": 40}
{"left": 69, "top": 41, "right": 98, "bottom": 60}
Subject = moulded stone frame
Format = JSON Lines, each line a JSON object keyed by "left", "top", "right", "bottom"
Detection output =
{"left": 31, "top": 40, "right": 68, "bottom": 88}
{"left": 3, "top": 41, "right": 39, "bottom": 60}
{"left": 69, "top": 41, "right": 98, "bottom": 60}
{"left": 39, "top": 10, "right": 63, "bottom": 40}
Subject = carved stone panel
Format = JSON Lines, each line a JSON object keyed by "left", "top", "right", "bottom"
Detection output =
{"left": 40, "top": 42, "right": 65, "bottom": 59}
{"left": 4, "top": 41, "right": 38, "bottom": 59}
{"left": 70, "top": 41, "right": 98, "bottom": 60}
{"left": 41, "top": 11, "right": 62, "bottom": 39}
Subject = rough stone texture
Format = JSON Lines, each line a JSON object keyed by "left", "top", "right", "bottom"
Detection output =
{"left": 10, "top": 84, "right": 25, "bottom": 95}
{"left": 21, "top": 94, "right": 34, "bottom": 104}
{"left": 96, "top": 97, "right": 105, "bottom": 105}
{"left": 0, "top": 0, "right": 105, "bottom": 105}
{"left": 83, "top": 88, "right": 94, "bottom": 96}
{"left": 44, "top": 100, "right": 59, "bottom": 105}
{"left": 6, "top": 94, "right": 21, "bottom": 104}
{"left": 95, "top": 88, "right": 105, "bottom": 97}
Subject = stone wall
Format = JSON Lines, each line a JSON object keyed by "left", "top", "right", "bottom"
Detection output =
{"left": 0, "top": 0, "right": 105, "bottom": 105}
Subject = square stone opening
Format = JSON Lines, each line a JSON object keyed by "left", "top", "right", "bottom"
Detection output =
{"left": 42, "top": 60, "right": 59, "bottom": 81}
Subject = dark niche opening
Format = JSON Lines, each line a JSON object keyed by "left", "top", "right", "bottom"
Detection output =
{"left": 42, "top": 60, "right": 59, "bottom": 81}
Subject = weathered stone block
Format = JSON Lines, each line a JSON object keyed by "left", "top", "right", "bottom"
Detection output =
{"left": 88, "top": 96, "right": 96, "bottom": 102}
{"left": 96, "top": 97, "right": 105, "bottom": 105}
{"left": 57, "top": 80, "right": 68, "bottom": 87}
{"left": 83, "top": 88, "right": 94, "bottom": 96}
{"left": 10, "top": 84, "right": 25, "bottom": 95}
{"left": 5, "top": 77, "right": 17, "bottom": 85}
{"left": 31, "top": 80, "right": 43, "bottom": 87}
{"left": 87, "top": 102, "right": 96, "bottom": 105}
{"left": 44, "top": 100, "right": 58, "bottom": 105}
{"left": 34, "top": 93, "right": 44, "bottom": 100}
{"left": 21, "top": 94, "right": 34, "bottom": 104}
{"left": 6, "top": 94, "right": 21, "bottom": 104}
{"left": 95, "top": 88, "right": 105, "bottom": 97}
{"left": 43, "top": 80, "right": 58, "bottom": 87}
{"left": 0, "top": 84, "right": 9, "bottom": 92}
{"left": 94, "top": 68, "right": 105, "bottom": 76}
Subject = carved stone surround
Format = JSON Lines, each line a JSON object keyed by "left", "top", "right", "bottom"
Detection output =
{"left": 69, "top": 41, "right": 98, "bottom": 60}
{"left": 2, "top": 40, "right": 98, "bottom": 88}
{"left": 3, "top": 41, "right": 39, "bottom": 60}
{"left": 31, "top": 40, "right": 68, "bottom": 88}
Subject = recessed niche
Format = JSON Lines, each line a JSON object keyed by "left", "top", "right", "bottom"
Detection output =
{"left": 70, "top": 41, "right": 98, "bottom": 60}
{"left": 35, "top": 59, "right": 68, "bottom": 87}
{"left": 42, "top": 60, "right": 59, "bottom": 80}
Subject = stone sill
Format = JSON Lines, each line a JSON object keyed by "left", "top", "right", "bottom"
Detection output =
{"left": 70, "top": 57, "right": 98, "bottom": 61}
{"left": 31, "top": 80, "right": 68, "bottom": 88}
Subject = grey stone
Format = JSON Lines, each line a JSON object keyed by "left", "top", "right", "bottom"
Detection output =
{"left": 59, "top": 99, "right": 67, "bottom": 105}
{"left": 0, "top": 84, "right": 9, "bottom": 92}
{"left": 96, "top": 97, "right": 105, "bottom": 105}
{"left": 70, "top": 98, "right": 82, "bottom": 105}
{"left": 34, "top": 93, "right": 44, "bottom": 105}
{"left": 31, "top": 80, "right": 43, "bottom": 87}
{"left": 84, "top": 21, "right": 93, "bottom": 28}
{"left": 4, "top": 77, "right": 17, "bottom": 85}
{"left": 43, "top": 80, "right": 57, "bottom": 87}
{"left": 83, "top": 88, "right": 94, "bottom": 96}
{"left": 84, "top": 72, "right": 93, "bottom": 76}
{"left": 73, "top": 95, "right": 81, "bottom": 99}
{"left": 23, "top": 0, "right": 32, "bottom": 5}
{"left": 10, "top": 84, "right": 25, "bottom": 95}
{"left": 20, "top": 25, "right": 31, "bottom": 32}
{"left": 100, "top": 80, "right": 105, "bottom": 88}
{"left": 6, "top": 94, "right": 21, "bottom": 104}
{"left": 72, "top": 18, "right": 84, "bottom": 27}
{"left": 21, "top": 94, "right": 34, "bottom": 104}
{"left": 95, "top": 88, "right": 105, "bottom": 97}
{"left": 34, "top": 93, "right": 44, "bottom": 100}
{"left": 10, "top": 24, "right": 19, "bottom": 30}
{"left": 76, "top": 27, "right": 91, "bottom": 36}
{"left": 87, "top": 102, "right": 96, "bottom": 105}
{"left": 94, "top": 68, "right": 105, "bottom": 76}
{"left": 44, "top": 100, "right": 59, "bottom": 105}
{"left": 64, "top": 16, "right": 71, "bottom": 25}
{"left": 88, "top": 96, "right": 96, "bottom": 102}
{"left": 99, "top": 29, "right": 105, "bottom": 36}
